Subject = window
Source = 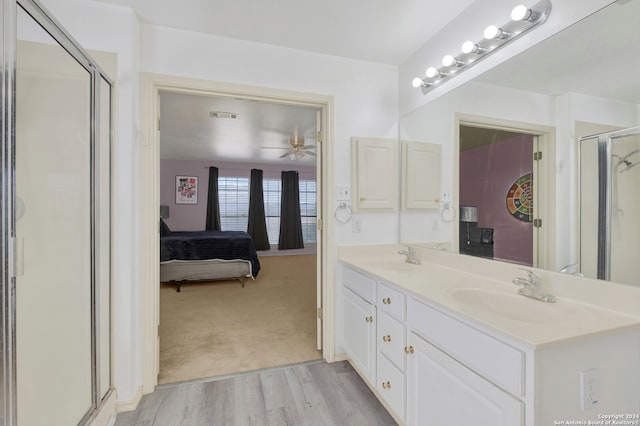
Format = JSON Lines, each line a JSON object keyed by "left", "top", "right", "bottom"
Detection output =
{"left": 218, "top": 177, "right": 249, "bottom": 231}
{"left": 218, "top": 176, "right": 317, "bottom": 245}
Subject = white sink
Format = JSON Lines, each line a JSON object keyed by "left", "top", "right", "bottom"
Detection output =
{"left": 451, "top": 288, "right": 591, "bottom": 324}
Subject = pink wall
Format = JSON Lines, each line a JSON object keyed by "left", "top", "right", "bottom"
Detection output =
{"left": 160, "top": 159, "right": 316, "bottom": 231}
{"left": 459, "top": 135, "right": 533, "bottom": 265}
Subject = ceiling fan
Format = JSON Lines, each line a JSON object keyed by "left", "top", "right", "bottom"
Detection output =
{"left": 261, "top": 134, "right": 317, "bottom": 159}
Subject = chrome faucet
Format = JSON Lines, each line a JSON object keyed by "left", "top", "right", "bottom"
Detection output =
{"left": 398, "top": 246, "right": 421, "bottom": 265}
{"left": 512, "top": 268, "right": 556, "bottom": 303}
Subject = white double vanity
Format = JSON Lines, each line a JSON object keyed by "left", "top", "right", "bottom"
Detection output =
{"left": 338, "top": 244, "right": 640, "bottom": 426}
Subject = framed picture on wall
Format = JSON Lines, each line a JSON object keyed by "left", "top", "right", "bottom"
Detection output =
{"left": 176, "top": 175, "right": 198, "bottom": 204}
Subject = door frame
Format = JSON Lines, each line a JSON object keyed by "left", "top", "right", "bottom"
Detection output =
{"left": 454, "top": 113, "right": 556, "bottom": 270}
{"left": 140, "top": 73, "right": 335, "bottom": 392}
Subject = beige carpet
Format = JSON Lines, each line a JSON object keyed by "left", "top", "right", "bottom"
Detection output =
{"left": 158, "top": 254, "right": 321, "bottom": 384}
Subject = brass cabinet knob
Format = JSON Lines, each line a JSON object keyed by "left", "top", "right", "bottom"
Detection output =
{"left": 365, "top": 316, "right": 373, "bottom": 323}
{"left": 382, "top": 381, "right": 391, "bottom": 389}
{"left": 404, "top": 346, "right": 414, "bottom": 354}
{"left": 383, "top": 297, "right": 391, "bottom": 305}
{"left": 382, "top": 335, "right": 391, "bottom": 342}
{"left": 359, "top": 197, "right": 365, "bottom": 201}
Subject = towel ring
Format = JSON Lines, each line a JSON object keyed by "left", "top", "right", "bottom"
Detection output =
{"left": 335, "top": 202, "right": 352, "bottom": 224}
{"left": 440, "top": 202, "right": 456, "bottom": 222}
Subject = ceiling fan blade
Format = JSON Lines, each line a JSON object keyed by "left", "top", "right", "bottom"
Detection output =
{"left": 279, "top": 151, "right": 292, "bottom": 158}
{"left": 261, "top": 146, "right": 289, "bottom": 150}
{"left": 303, "top": 150, "right": 317, "bottom": 156}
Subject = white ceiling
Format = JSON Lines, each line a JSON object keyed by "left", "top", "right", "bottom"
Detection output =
{"left": 96, "top": 0, "right": 475, "bottom": 65}
{"left": 159, "top": 92, "right": 320, "bottom": 165}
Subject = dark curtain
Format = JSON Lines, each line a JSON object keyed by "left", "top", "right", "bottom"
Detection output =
{"left": 278, "top": 171, "right": 304, "bottom": 250}
{"left": 247, "top": 169, "right": 270, "bottom": 250}
{"left": 205, "top": 166, "right": 222, "bottom": 231}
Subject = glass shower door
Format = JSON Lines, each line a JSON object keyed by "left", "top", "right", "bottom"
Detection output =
{"left": 610, "top": 132, "right": 640, "bottom": 286}
{"left": 580, "top": 127, "right": 640, "bottom": 286}
{"left": 15, "top": 6, "right": 93, "bottom": 424}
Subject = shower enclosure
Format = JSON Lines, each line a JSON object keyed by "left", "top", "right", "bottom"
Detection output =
{"left": 1, "top": 0, "right": 113, "bottom": 424}
{"left": 579, "top": 126, "right": 640, "bottom": 286}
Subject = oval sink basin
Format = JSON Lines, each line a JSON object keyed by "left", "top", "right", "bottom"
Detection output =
{"left": 451, "top": 288, "right": 591, "bottom": 324}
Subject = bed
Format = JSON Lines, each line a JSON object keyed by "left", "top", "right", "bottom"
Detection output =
{"left": 160, "top": 220, "right": 261, "bottom": 292}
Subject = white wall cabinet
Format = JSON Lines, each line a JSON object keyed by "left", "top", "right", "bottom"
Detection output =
{"left": 351, "top": 137, "right": 397, "bottom": 210}
{"left": 401, "top": 141, "right": 441, "bottom": 210}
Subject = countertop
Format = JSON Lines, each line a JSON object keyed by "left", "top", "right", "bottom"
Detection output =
{"left": 339, "top": 244, "right": 640, "bottom": 349}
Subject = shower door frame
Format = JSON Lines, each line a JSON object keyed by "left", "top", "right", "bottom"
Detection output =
{"left": 578, "top": 125, "right": 640, "bottom": 281}
{"left": 0, "top": 0, "right": 114, "bottom": 424}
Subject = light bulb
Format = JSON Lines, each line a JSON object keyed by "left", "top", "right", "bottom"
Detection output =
{"left": 412, "top": 77, "right": 423, "bottom": 88}
{"left": 484, "top": 25, "right": 501, "bottom": 40}
{"left": 442, "top": 55, "right": 456, "bottom": 67}
{"left": 425, "top": 67, "right": 439, "bottom": 79}
{"left": 511, "top": 5, "right": 531, "bottom": 21}
{"left": 461, "top": 41, "right": 475, "bottom": 54}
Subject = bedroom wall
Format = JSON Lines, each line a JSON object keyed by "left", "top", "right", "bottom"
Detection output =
{"left": 160, "top": 159, "right": 316, "bottom": 231}
{"left": 459, "top": 135, "right": 534, "bottom": 265}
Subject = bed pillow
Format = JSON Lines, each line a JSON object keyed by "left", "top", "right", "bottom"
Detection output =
{"left": 160, "top": 219, "right": 172, "bottom": 237}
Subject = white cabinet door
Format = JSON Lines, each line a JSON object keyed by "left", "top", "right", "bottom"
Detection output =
{"left": 352, "top": 137, "right": 397, "bottom": 210}
{"left": 342, "top": 287, "right": 376, "bottom": 381}
{"left": 407, "top": 332, "right": 523, "bottom": 426}
{"left": 401, "top": 141, "right": 441, "bottom": 210}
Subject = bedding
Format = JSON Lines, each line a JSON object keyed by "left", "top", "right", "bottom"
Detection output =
{"left": 160, "top": 220, "right": 261, "bottom": 278}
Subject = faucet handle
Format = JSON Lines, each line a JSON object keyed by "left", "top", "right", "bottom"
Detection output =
{"left": 518, "top": 267, "right": 539, "bottom": 283}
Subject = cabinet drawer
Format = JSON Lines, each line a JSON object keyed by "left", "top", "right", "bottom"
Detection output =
{"left": 342, "top": 266, "right": 376, "bottom": 304}
{"left": 408, "top": 298, "right": 524, "bottom": 397}
{"left": 377, "top": 310, "right": 406, "bottom": 370}
{"left": 377, "top": 352, "right": 406, "bottom": 422}
{"left": 378, "top": 282, "right": 406, "bottom": 321}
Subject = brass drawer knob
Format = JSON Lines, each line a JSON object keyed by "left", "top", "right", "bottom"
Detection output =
{"left": 382, "top": 335, "right": 391, "bottom": 342}
{"left": 383, "top": 297, "right": 391, "bottom": 305}
{"left": 365, "top": 316, "right": 373, "bottom": 323}
{"left": 359, "top": 197, "right": 365, "bottom": 201}
{"left": 382, "top": 381, "right": 391, "bottom": 390}
{"left": 404, "top": 346, "right": 414, "bottom": 354}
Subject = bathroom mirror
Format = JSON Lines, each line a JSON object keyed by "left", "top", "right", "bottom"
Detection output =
{"left": 399, "top": 0, "right": 640, "bottom": 285}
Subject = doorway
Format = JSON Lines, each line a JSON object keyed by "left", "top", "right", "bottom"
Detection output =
{"left": 455, "top": 115, "right": 555, "bottom": 269}
{"left": 157, "top": 92, "right": 323, "bottom": 383}
{"left": 141, "top": 74, "right": 333, "bottom": 390}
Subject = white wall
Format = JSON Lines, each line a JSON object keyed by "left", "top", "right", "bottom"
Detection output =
{"left": 38, "top": 0, "right": 142, "bottom": 404}
{"left": 140, "top": 24, "right": 400, "bottom": 245}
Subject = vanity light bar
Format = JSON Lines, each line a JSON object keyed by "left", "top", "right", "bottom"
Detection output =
{"left": 411, "top": 0, "right": 552, "bottom": 92}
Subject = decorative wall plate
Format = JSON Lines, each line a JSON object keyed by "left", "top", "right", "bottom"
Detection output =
{"left": 506, "top": 173, "right": 533, "bottom": 222}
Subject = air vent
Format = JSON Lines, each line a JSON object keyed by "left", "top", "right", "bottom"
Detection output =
{"left": 210, "top": 111, "right": 239, "bottom": 119}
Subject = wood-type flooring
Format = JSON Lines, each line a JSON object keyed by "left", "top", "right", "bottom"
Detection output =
{"left": 115, "top": 361, "right": 397, "bottom": 426}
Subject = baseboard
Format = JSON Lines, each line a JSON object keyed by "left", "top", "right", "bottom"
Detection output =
{"left": 115, "top": 386, "right": 144, "bottom": 413}
{"left": 333, "top": 352, "right": 349, "bottom": 362}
